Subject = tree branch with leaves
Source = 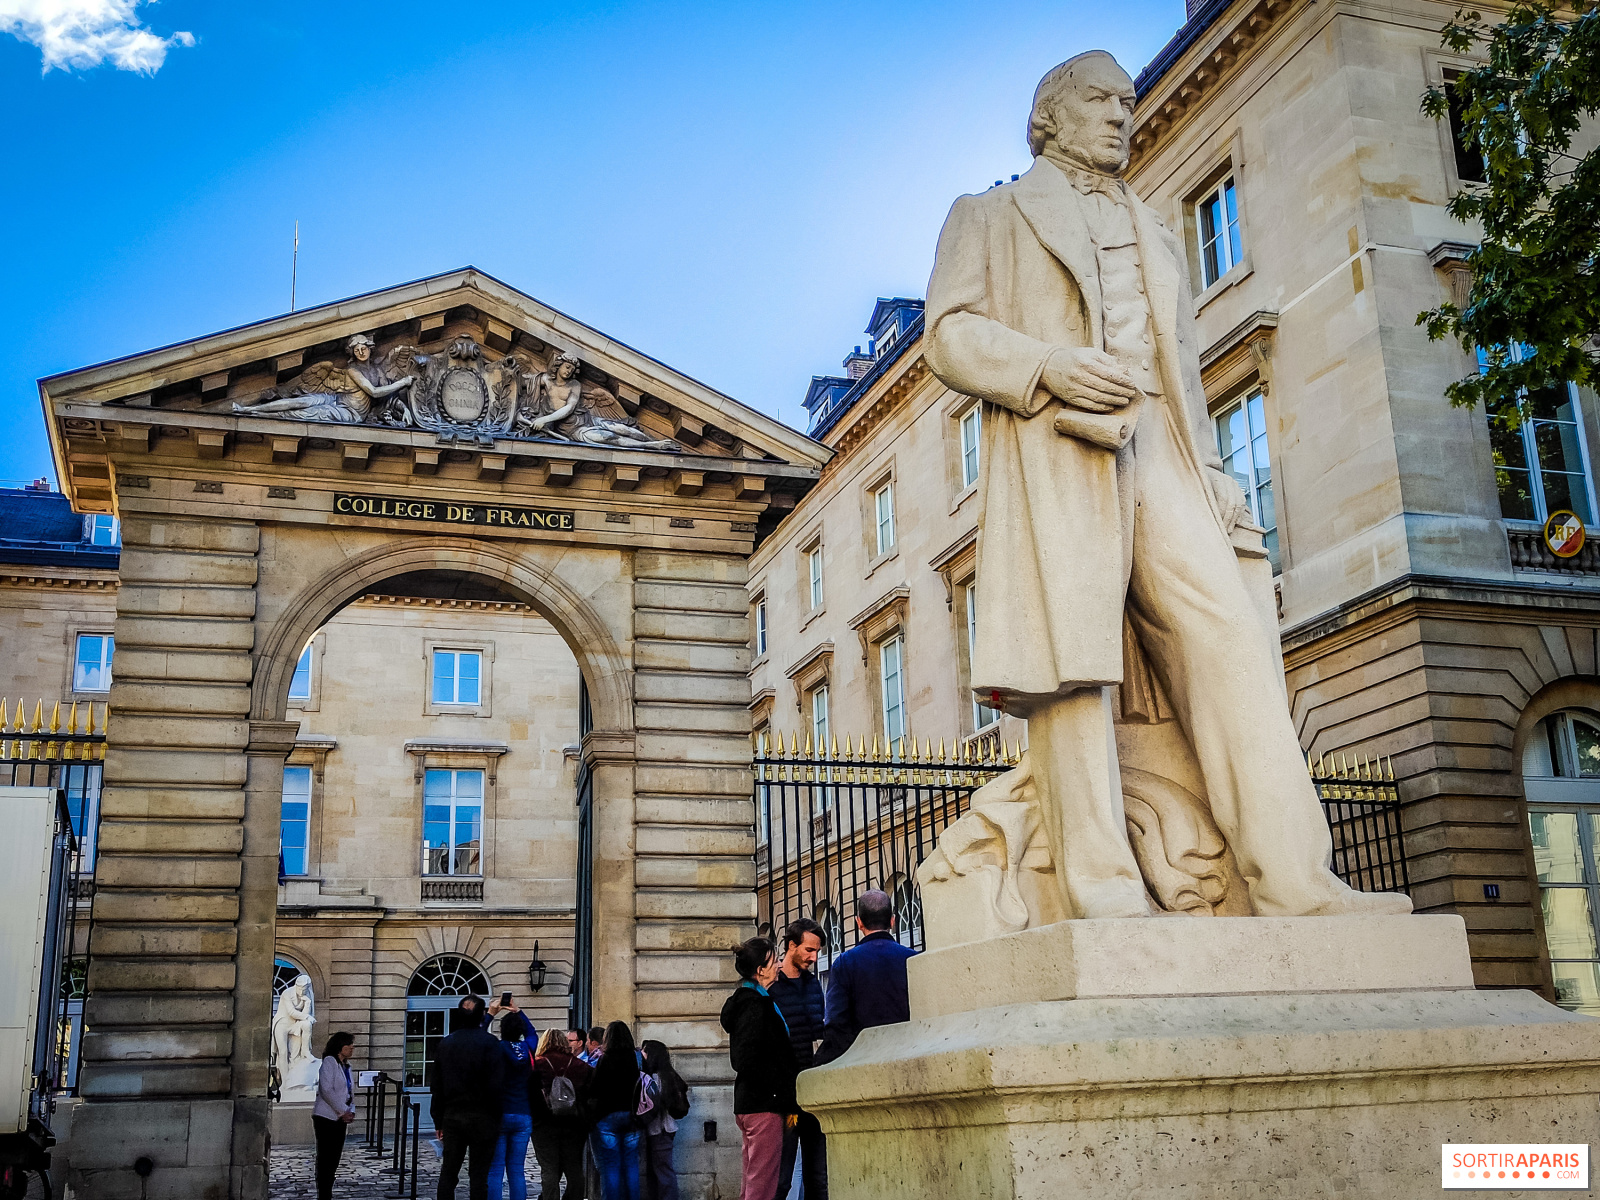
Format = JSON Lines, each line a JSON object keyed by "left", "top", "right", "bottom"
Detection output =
{"left": 1418, "top": 0, "right": 1600, "bottom": 428}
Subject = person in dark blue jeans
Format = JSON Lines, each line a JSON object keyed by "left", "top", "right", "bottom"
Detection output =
{"left": 815, "top": 890, "right": 916, "bottom": 1065}
{"left": 486, "top": 1006, "right": 537, "bottom": 1200}
{"left": 769, "top": 919, "right": 828, "bottom": 1199}
{"left": 586, "top": 1021, "right": 646, "bottom": 1200}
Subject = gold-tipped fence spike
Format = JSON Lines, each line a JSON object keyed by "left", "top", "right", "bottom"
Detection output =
{"left": 804, "top": 730, "right": 814, "bottom": 757}
{"left": 30, "top": 700, "right": 43, "bottom": 735}
{"left": 871, "top": 735, "right": 880, "bottom": 761}
{"left": 49, "top": 702, "right": 60, "bottom": 735}
{"left": 830, "top": 733, "right": 839, "bottom": 758}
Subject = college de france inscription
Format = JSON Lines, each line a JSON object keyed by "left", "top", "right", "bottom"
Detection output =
{"left": 332, "top": 492, "right": 575, "bottom": 531}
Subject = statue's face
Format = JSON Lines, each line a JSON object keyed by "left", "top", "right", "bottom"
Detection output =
{"left": 557, "top": 360, "right": 577, "bottom": 380}
{"left": 1045, "top": 57, "right": 1136, "bottom": 173}
{"left": 352, "top": 342, "right": 371, "bottom": 362}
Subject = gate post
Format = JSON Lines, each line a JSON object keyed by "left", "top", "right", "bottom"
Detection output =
{"left": 69, "top": 512, "right": 261, "bottom": 1200}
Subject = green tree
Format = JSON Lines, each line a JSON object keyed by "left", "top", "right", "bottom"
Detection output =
{"left": 1418, "top": 0, "right": 1600, "bottom": 428}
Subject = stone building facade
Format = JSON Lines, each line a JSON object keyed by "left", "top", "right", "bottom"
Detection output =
{"left": 29, "top": 268, "right": 829, "bottom": 1200}
{"left": 750, "top": 0, "right": 1600, "bottom": 1010}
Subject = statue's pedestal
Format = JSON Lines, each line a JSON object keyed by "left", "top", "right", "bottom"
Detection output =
{"left": 797, "top": 917, "right": 1600, "bottom": 1199}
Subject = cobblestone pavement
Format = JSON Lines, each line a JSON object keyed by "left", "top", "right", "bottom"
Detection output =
{"left": 268, "top": 1140, "right": 542, "bottom": 1200}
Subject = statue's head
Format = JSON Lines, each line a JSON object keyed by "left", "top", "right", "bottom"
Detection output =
{"left": 551, "top": 353, "right": 580, "bottom": 381}
{"left": 346, "top": 334, "right": 376, "bottom": 363}
{"left": 295, "top": 973, "right": 311, "bottom": 993}
{"left": 1027, "top": 51, "right": 1136, "bottom": 174}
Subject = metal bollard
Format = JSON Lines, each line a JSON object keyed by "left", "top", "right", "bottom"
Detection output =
{"left": 367, "top": 1075, "right": 390, "bottom": 1156}
{"left": 383, "top": 1082, "right": 404, "bottom": 1174}
{"left": 388, "top": 1097, "right": 420, "bottom": 1200}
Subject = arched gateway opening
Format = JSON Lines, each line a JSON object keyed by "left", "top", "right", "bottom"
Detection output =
{"left": 39, "top": 269, "right": 827, "bottom": 1200}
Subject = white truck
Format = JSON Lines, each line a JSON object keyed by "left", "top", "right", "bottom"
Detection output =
{"left": 1, "top": 787, "right": 76, "bottom": 1200}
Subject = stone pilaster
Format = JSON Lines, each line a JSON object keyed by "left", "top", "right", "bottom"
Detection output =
{"left": 630, "top": 550, "right": 755, "bottom": 1197}
{"left": 70, "top": 513, "right": 260, "bottom": 1200}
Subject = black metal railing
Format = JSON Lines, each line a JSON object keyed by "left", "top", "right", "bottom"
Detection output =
{"left": 754, "top": 736, "right": 1016, "bottom": 955}
{"left": 360, "top": 1073, "right": 422, "bottom": 1199}
{"left": 1310, "top": 753, "right": 1411, "bottom": 895}
{"left": 754, "top": 739, "right": 1411, "bottom": 950}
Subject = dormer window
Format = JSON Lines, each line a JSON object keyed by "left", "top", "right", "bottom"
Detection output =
{"left": 876, "top": 324, "right": 898, "bottom": 358}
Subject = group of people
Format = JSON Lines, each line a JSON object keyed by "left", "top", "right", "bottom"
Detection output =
{"left": 723, "top": 888, "right": 917, "bottom": 1200}
{"left": 308, "top": 1000, "right": 689, "bottom": 1200}
{"left": 306, "top": 887, "right": 913, "bottom": 1200}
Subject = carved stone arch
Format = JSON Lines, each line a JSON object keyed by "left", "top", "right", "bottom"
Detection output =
{"left": 250, "top": 534, "right": 633, "bottom": 733}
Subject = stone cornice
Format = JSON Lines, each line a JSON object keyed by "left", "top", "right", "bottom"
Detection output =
{"left": 0, "top": 569, "right": 118, "bottom": 591}
{"left": 353, "top": 593, "right": 536, "bottom": 615}
{"left": 1129, "top": 0, "right": 1299, "bottom": 172}
{"left": 823, "top": 347, "right": 933, "bottom": 465}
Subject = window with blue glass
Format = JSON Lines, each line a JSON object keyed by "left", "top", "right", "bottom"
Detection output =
{"left": 62, "top": 763, "right": 102, "bottom": 873}
{"left": 280, "top": 765, "right": 312, "bottom": 877}
{"left": 1196, "top": 176, "right": 1243, "bottom": 288}
{"left": 422, "top": 768, "right": 483, "bottom": 876}
{"left": 1214, "top": 388, "right": 1279, "bottom": 571}
{"left": 431, "top": 650, "right": 481, "bottom": 705}
{"left": 1482, "top": 347, "right": 1598, "bottom": 526}
{"left": 73, "top": 633, "right": 114, "bottom": 693}
{"left": 288, "top": 645, "right": 313, "bottom": 701}
{"left": 86, "top": 515, "right": 120, "bottom": 546}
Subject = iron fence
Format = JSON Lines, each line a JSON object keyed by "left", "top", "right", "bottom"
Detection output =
{"left": 754, "top": 737, "right": 1410, "bottom": 952}
{"left": 3, "top": 699, "right": 107, "bottom": 1099}
{"left": 754, "top": 735, "right": 1017, "bottom": 956}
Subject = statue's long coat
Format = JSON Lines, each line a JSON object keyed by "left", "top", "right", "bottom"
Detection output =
{"left": 925, "top": 157, "right": 1227, "bottom": 710}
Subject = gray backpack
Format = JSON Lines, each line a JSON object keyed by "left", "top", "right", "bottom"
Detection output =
{"left": 545, "top": 1070, "right": 578, "bottom": 1117}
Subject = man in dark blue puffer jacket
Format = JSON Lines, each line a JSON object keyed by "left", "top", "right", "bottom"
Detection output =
{"left": 769, "top": 919, "right": 828, "bottom": 1199}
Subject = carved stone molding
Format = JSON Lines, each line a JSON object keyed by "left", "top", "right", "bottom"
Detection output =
{"left": 929, "top": 530, "right": 979, "bottom": 612}
{"left": 290, "top": 734, "right": 338, "bottom": 783}
{"left": 404, "top": 739, "right": 510, "bottom": 784}
{"left": 1428, "top": 240, "right": 1477, "bottom": 309}
{"left": 849, "top": 586, "right": 912, "bottom": 664}
{"left": 248, "top": 719, "right": 302, "bottom": 757}
{"left": 581, "top": 728, "right": 637, "bottom": 767}
{"left": 786, "top": 642, "right": 835, "bottom": 712}
{"left": 1200, "top": 310, "right": 1278, "bottom": 398}
{"left": 749, "top": 687, "right": 776, "bottom": 733}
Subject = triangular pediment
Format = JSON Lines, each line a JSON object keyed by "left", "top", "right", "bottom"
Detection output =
{"left": 42, "top": 268, "right": 828, "bottom": 518}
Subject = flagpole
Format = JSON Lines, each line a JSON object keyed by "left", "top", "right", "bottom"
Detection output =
{"left": 291, "top": 220, "right": 299, "bottom": 313}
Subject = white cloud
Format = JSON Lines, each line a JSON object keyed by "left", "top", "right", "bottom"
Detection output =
{"left": 0, "top": 0, "right": 194, "bottom": 73}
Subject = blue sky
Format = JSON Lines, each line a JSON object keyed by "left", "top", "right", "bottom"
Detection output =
{"left": 0, "top": 0, "right": 1186, "bottom": 488}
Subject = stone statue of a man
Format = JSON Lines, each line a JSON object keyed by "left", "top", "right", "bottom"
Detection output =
{"left": 924, "top": 51, "right": 1410, "bottom": 920}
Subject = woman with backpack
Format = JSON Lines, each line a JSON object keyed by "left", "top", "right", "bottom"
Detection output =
{"left": 720, "top": 938, "right": 798, "bottom": 1200}
{"left": 531, "top": 1026, "right": 593, "bottom": 1200}
{"left": 586, "top": 1021, "right": 654, "bottom": 1200}
{"left": 639, "top": 1041, "right": 688, "bottom": 1200}
{"left": 486, "top": 1007, "right": 537, "bottom": 1200}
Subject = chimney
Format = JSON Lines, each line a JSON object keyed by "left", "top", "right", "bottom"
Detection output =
{"left": 28, "top": 478, "right": 50, "bottom": 492}
{"left": 843, "top": 346, "right": 873, "bottom": 381}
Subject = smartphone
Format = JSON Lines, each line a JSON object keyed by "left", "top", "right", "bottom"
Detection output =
{"left": 500, "top": 992, "right": 513, "bottom": 1007}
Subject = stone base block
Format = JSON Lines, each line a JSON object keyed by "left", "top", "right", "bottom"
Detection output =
{"left": 908, "top": 914, "right": 1474, "bottom": 1017}
{"left": 268, "top": 1102, "right": 314, "bottom": 1148}
{"left": 798, "top": 988, "right": 1600, "bottom": 1199}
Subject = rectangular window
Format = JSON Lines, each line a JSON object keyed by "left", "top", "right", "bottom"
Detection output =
{"left": 288, "top": 645, "right": 313, "bottom": 701}
{"left": 86, "top": 515, "right": 119, "bottom": 546}
{"left": 811, "top": 685, "right": 830, "bottom": 751}
{"left": 874, "top": 482, "right": 896, "bottom": 556}
{"left": 1214, "top": 389, "right": 1279, "bottom": 571}
{"left": 62, "top": 763, "right": 101, "bottom": 873}
{"left": 422, "top": 768, "right": 483, "bottom": 876}
{"left": 73, "top": 633, "right": 114, "bottom": 693}
{"left": 1528, "top": 805, "right": 1600, "bottom": 1016}
{"left": 808, "top": 547, "right": 824, "bottom": 611}
{"left": 960, "top": 406, "right": 981, "bottom": 489}
{"left": 280, "top": 765, "right": 312, "bottom": 877}
{"left": 1444, "top": 70, "right": 1488, "bottom": 185}
{"left": 756, "top": 601, "right": 768, "bottom": 657}
{"left": 880, "top": 636, "right": 906, "bottom": 748}
{"left": 1196, "top": 176, "right": 1243, "bottom": 288}
{"left": 1483, "top": 346, "right": 1598, "bottom": 526}
{"left": 967, "top": 586, "right": 1000, "bottom": 729}
{"left": 431, "top": 650, "right": 482, "bottom": 705}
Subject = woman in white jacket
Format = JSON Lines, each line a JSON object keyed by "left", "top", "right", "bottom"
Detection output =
{"left": 312, "top": 1032, "right": 358, "bottom": 1200}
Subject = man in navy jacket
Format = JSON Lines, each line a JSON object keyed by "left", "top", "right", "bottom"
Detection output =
{"left": 815, "top": 890, "right": 916, "bottom": 1066}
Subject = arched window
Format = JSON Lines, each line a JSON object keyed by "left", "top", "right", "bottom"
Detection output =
{"left": 405, "top": 955, "right": 491, "bottom": 1089}
{"left": 272, "top": 957, "right": 305, "bottom": 1015}
{"left": 815, "top": 902, "right": 842, "bottom": 960}
{"left": 1522, "top": 708, "right": 1600, "bottom": 1016}
{"left": 407, "top": 955, "right": 490, "bottom": 997}
{"left": 889, "top": 874, "right": 921, "bottom": 948}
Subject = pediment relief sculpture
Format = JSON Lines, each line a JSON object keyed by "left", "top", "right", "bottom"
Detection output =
{"left": 233, "top": 334, "right": 680, "bottom": 452}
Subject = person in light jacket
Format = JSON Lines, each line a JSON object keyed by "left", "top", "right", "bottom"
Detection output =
{"left": 311, "top": 1032, "right": 358, "bottom": 1200}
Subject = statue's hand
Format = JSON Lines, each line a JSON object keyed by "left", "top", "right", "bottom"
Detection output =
{"left": 1205, "top": 466, "right": 1250, "bottom": 531}
{"left": 1042, "top": 347, "right": 1136, "bottom": 413}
